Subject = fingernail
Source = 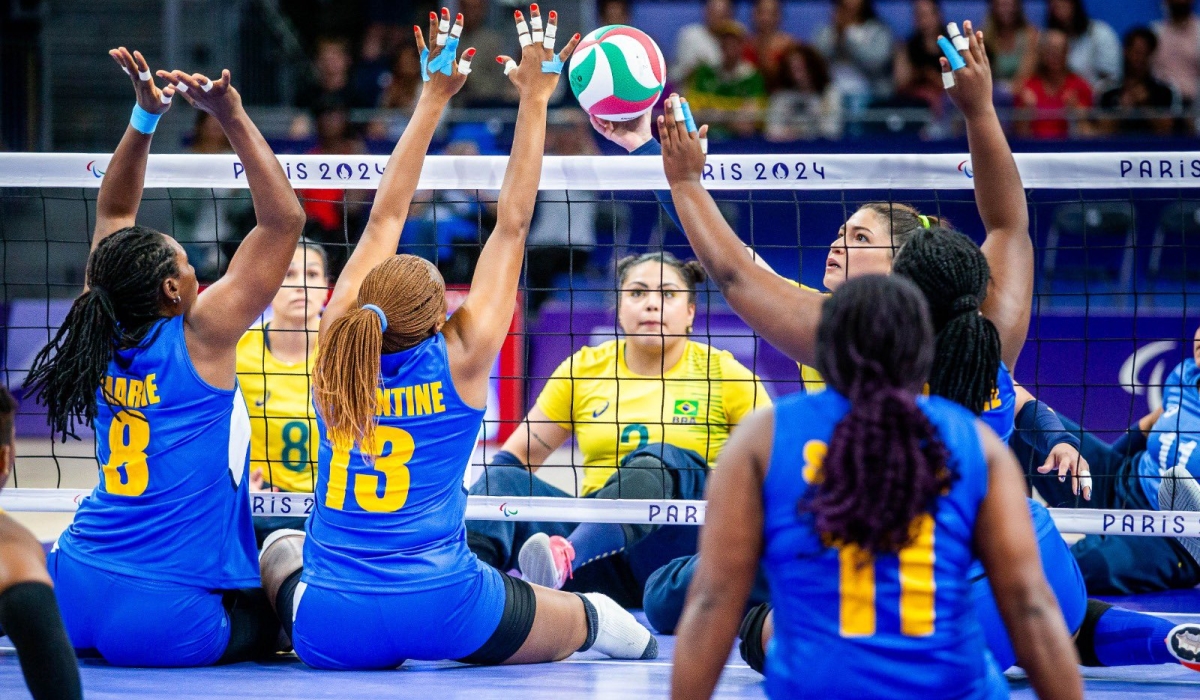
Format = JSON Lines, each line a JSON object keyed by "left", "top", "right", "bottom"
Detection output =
{"left": 515, "top": 10, "right": 522, "bottom": 18}
{"left": 430, "top": 12, "right": 437, "bottom": 19}
{"left": 531, "top": 3, "right": 539, "bottom": 11}
{"left": 549, "top": 10, "right": 557, "bottom": 19}
{"left": 442, "top": 7, "right": 450, "bottom": 16}
{"left": 573, "top": 33, "right": 580, "bottom": 40}
{"left": 414, "top": 25, "right": 420, "bottom": 32}
{"left": 495, "top": 56, "right": 506, "bottom": 64}
{"left": 456, "top": 13, "right": 463, "bottom": 20}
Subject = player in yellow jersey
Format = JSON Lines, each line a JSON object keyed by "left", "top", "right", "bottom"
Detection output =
{"left": 237, "top": 240, "right": 327, "bottom": 495}
{"left": 467, "top": 251, "right": 770, "bottom": 605}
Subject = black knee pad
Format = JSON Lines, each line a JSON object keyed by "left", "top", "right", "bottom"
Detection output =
{"left": 1074, "top": 598, "right": 1113, "bottom": 667}
{"left": 738, "top": 602, "right": 772, "bottom": 675}
{"left": 602, "top": 463, "right": 669, "bottom": 500}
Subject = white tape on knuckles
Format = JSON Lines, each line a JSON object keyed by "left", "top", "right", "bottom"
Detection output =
{"left": 200, "top": 80, "right": 213, "bottom": 93}
{"left": 458, "top": 57, "right": 473, "bottom": 75}
{"left": 450, "top": 22, "right": 462, "bottom": 38}
{"left": 138, "top": 69, "right": 152, "bottom": 81}
{"left": 518, "top": 32, "right": 532, "bottom": 47}
{"left": 175, "top": 82, "right": 189, "bottom": 93}
{"left": 543, "top": 24, "right": 558, "bottom": 49}
{"left": 504, "top": 59, "right": 518, "bottom": 75}
{"left": 942, "top": 71, "right": 956, "bottom": 89}
{"left": 437, "top": 32, "right": 448, "bottom": 46}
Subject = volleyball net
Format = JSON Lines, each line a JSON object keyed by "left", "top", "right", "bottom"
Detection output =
{"left": 2, "top": 150, "right": 1199, "bottom": 536}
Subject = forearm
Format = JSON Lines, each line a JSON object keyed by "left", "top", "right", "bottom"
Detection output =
{"left": 668, "top": 182, "right": 754, "bottom": 289}
{"left": 495, "top": 100, "right": 548, "bottom": 236}
{"left": 93, "top": 127, "right": 154, "bottom": 243}
{"left": 219, "top": 109, "right": 304, "bottom": 231}
{"left": 965, "top": 105, "right": 1028, "bottom": 237}
{"left": 367, "top": 95, "right": 448, "bottom": 228}
{"left": 671, "top": 592, "right": 743, "bottom": 699}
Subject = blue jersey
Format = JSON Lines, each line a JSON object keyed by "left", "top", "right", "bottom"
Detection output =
{"left": 981, "top": 363, "right": 1016, "bottom": 443}
{"left": 57, "top": 316, "right": 259, "bottom": 590}
{"left": 305, "top": 333, "right": 486, "bottom": 593}
{"left": 1138, "top": 360, "right": 1200, "bottom": 506}
{"left": 762, "top": 390, "right": 1004, "bottom": 700}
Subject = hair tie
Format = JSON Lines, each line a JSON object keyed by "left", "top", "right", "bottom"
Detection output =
{"left": 362, "top": 303, "right": 388, "bottom": 332}
{"left": 951, "top": 294, "right": 978, "bottom": 315}
{"left": 917, "top": 214, "right": 931, "bottom": 229}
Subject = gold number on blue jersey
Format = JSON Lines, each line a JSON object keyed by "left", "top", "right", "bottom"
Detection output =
{"left": 103, "top": 410, "right": 150, "bottom": 496}
{"left": 326, "top": 426, "right": 414, "bottom": 513}
{"left": 802, "top": 439, "right": 937, "bottom": 638}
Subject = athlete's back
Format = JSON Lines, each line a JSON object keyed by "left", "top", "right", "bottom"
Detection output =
{"left": 762, "top": 390, "right": 1005, "bottom": 700}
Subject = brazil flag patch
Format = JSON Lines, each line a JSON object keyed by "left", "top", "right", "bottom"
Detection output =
{"left": 673, "top": 399, "right": 699, "bottom": 416}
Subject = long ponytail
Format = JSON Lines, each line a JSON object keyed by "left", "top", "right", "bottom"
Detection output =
{"left": 808, "top": 274, "right": 954, "bottom": 555}
{"left": 314, "top": 307, "right": 384, "bottom": 452}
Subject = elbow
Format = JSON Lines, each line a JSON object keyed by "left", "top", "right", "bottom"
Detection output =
{"left": 284, "top": 200, "right": 308, "bottom": 232}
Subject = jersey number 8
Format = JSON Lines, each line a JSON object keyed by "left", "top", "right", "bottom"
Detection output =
{"left": 103, "top": 410, "right": 151, "bottom": 497}
{"left": 326, "top": 426, "right": 414, "bottom": 513}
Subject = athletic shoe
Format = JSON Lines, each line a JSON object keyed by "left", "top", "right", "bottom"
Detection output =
{"left": 1167, "top": 623, "right": 1200, "bottom": 671}
{"left": 518, "top": 532, "right": 574, "bottom": 589}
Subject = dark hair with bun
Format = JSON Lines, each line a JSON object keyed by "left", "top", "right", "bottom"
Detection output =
{"left": 616, "top": 251, "right": 708, "bottom": 304}
{"left": 808, "top": 274, "right": 953, "bottom": 555}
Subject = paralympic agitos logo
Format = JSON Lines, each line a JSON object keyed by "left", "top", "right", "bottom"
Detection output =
{"left": 1120, "top": 340, "right": 1179, "bottom": 411}
{"left": 957, "top": 160, "right": 973, "bottom": 179}
{"left": 86, "top": 161, "right": 107, "bottom": 178}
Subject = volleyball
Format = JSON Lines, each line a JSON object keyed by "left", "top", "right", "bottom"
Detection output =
{"left": 568, "top": 25, "right": 666, "bottom": 122}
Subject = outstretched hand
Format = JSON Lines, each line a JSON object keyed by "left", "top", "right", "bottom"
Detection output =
{"left": 416, "top": 7, "right": 474, "bottom": 104}
{"left": 497, "top": 5, "right": 581, "bottom": 104}
{"left": 155, "top": 69, "right": 242, "bottom": 121}
{"left": 657, "top": 93, "right": 709, "bottom": 185}
{"left": 1037, "top": 444, "right": 1093, "bottom": 501}
{"left": 109, "top": 47, "right": 176, "bottom": 116}
{"left": 591, "top": 111, "right": 653, "bottom": 153}
{"left": 941, "top": 19, "right": 994, "bottom": 120}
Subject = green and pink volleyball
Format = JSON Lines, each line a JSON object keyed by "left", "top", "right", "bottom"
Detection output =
{"left": 569, "top": 25, "right": 666, "bottom": 122}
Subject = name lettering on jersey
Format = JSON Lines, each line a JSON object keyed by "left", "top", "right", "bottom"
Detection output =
{"left": 375, "top": 382, "right": 446, "bottom": 418}
{"left": 102, "top": 373, "right": 161, "bottom": 409}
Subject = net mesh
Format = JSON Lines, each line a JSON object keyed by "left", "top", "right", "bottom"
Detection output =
{"left": 2, "top": 151, "right": 1199, "bottom": 533}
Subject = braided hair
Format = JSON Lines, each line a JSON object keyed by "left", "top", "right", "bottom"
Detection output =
{"left": 892, "top": 226, "right": 1001, "bottom": 415}
{"left": 314, "top": 254, "right": 447, "bottom": 452}
{"left": 808, "top": 274, "right": 953, "bottom": 555}
{"left": 23, "top": 227, "right": 180, "bottom": 440}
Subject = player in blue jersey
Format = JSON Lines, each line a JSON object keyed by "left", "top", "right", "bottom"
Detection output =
{"left": 22, "top": 48, "right": 307, "bottom": 667}
{"left": 672, "top": 274, "right": 1082, "bottom": 699}
{"left": 0, "top": 386, "right": 82, "bottom": 700}
{"left": 256, "top": 7, "right": 655, "bottom": 670}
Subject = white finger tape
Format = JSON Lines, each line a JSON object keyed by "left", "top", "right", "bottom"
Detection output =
{"left": 671, "top": 97, "right": 685, "bottom": 122}
{"left": 952, "top": 35, "right": 969, "bottom": 51}
{"left": 531, "top": 15, "right": 543, "bottom": 43}
{"left": 504, "top": 59, "right": 518, "bottom": 75}
{"left": 700, "top": 137, "right": 708, "bottom": 154}
{"left": 439, "top": 18, "right": 451, "bottom": 33}
{"left": 138, "top": 69, "right": 151, "bottom": 81}
{"left": 458, "top": 57, "right": 473, "bottom": 75}
{"left": 160, "top": 92, "right": 173, "bottom": 105}
{"left": 543, "top": 24, "right": 557, "bottom": 49}
{"left": 176, "top": 82, "right": 189, "bottom": 93}
{"left": 518, "top": 32, "right": 532, "bottom": 47}
{"left": 437, "top": 32, "right": 448, "bottom": 46}
{"left": 946, "top": 22, "right": 961, "bottom": 38}
{"left": 200, "top": 80, "right": 213, "bottom": 93}
{"left": 533, "top": 30, "right": 544, "bottom": 43}
{"left": 450, "top": 22, "right": 462, "bottom": 38}
{"left": 942, "top": 71, "right": 955, "bottom": 89}
{"left": 122, "top": 66, "right": 131, "bottom": 76}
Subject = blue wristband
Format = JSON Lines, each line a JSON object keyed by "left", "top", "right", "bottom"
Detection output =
{"left": 681, "top": 101, "right": 698, "bottom": 133}
{"left": 129, "top": 104, "right": 162, "bottom": 135}
{"left": 541, "top": 55, "right": 564, "bottom": 74}
{"left": 427, "top": 37, "right": 460, "bottom": 76}
{"left": 1015, "top": 400, "right": 1081, "bottom": 456}
{"left": 420, "top": 47, "right": 431, "bottom": 82}
{"left": 937, "top": 36, "right": 966, "bottom": 71}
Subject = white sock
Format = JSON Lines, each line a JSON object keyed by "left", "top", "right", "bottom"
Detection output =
{"left": 580, "top": 592, "right": 658, "bottom": 659}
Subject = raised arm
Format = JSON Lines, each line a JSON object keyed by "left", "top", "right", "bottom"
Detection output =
{"left": 93, "top": 48, "right": 176, "bottom": 248}
{"left": 321, "top": 9, "right": 473, "bottom": 334}
{"left": 658, "top": 94, "right": 827, "bottom": 366}
{"left": 944, "top": 21, "right": 1032, "bottom": 370}
{"left": 974, "top": 424, "right": 1083, "bottom": 700}
{"left": 445, "top": 7, "right": 580, "bottom": 401}
{"left": 155, "top": 68, "right": 306, "bottom": 350}
{"left": 671, "top": 407, "right": 770, "bottom": 700}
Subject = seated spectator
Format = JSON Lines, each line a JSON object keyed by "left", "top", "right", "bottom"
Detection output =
{"left": 367, "top": 44, "right": 423, "bottom": 141}
{"left": 893, "top": 0, "right": 945, "bottom": 100}
{"left": 1047, "top": 0, "right": 1121, "bottom": 89}
{"left": 745, "top": 0, "right": 796, "bottom": 89}
{"left": 456, "top": 0, "right": 513, "bottom": 107}
{"left": 352, "top": 21, "right": 404, "bottom": 110}
{"left": 984, "top": 0, "right": 1038, "bottom": 95}
{"left": 297, "top": 100, "right": 367, "bottom": 266}
{"left": 1098, "top": 28, "right": 1179, "bottom": 136}
{"left": 814, "top": 0, "right": 894, "bottom": 104}
{"left": 290, "top": 36, "right": 355, "bottom": 138}
{"left": 765, "top": 43, "right": 843, "bottom": 141}
{"left": 1153, "top": 0, "right": 1200, "bottom": 105}
{"left": 1015, "top": 29, "right": 1094, "bottom": 139}
{"left": 687, "top": 21, "right": 767, "bottom": 138}
{"left": 673, "top": 0, "right": 732, "bottom": 84}
{"left": 599, "top": 0, "right": 630, "bottom": 26}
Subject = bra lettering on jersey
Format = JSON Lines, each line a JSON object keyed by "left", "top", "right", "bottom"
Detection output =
{"left": 375, "top": 382, "right": 446, "bottom": 418}
{"left": 102, "top": 373, "right": 161, "bottom": 409}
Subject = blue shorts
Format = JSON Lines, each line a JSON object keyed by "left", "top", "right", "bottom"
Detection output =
{"left": 293, "top": 560, "right": 511, "bottom": 670}
{"left": 971, "top": 501, "right": 1088, "bottom": 670}
{"left": 48, "top": 549, "right": 231, "bottom": 667}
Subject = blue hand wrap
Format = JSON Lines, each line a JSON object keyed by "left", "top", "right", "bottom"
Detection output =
{"left": 938, "top": 36, "right": 966, "bottom": 71}
{"left": 1015, "top": 400, "right": 1081, "bottom": 456}
{"left": 129, "top": 104, "right": 162, "bottom": 135}
{"left": 427, "top": 37, "right": 460, "bottom": 76}
{"left": 541, "top": 55, "right": 564, "bottom": 74}
{"left": 681, "top": 101, "right": 697, "bottom": 133}
{"left": 420, "top": 47, "right": 431, "bottom": 82}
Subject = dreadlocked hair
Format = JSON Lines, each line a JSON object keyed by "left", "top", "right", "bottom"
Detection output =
{"left": 314, "top": 254, "right": 447, "bottom": 452}
{"left": 892, "top": 226, "right": 1001, "bottom": 415}
{"left": 857, "top": 202, "right": 950, "bottom": 256}
{"left": 23, "top": 227, "right": 179, "bottom": 440}
{"left": 807, "top": 274, "right": 953, "bottom": 555}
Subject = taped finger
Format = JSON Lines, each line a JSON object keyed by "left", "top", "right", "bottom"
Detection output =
{"left": 498, "top": 56, "right": 518, "bottom": 75}
{"left": 543, "top": 20, "right": 558, "bottom": 50}
{"left": 200, "top": 80, "right": 213, "bottom": 93}
{"left": 160, "top": 90, "right": 173, "bottom": 105}
{"left": 947, "top": 22, "right": 969, "bottom": 52}
{"left": 700, "top": 137, "right": 708, "bottom": 154}
{"left": 175, "top": 81, "right": 189, "bottom": 94}
{"left": 531, "top": 9, "right": 544, "bottom": 44}
{"left": 457, "top": 48, "right": 475, "bottom": 75}
{"left": 671, "top": 96, "right": 685, "bottom": 123}
{"left": 138, "top": 69, "right": 152, "bottom": 81}
{"left": 420, "top": 48, "right": 431, "bottom": 82}
{"left": 937, "top": 36, "right": 966, "bottom": 71}
{"left": 515, "top": 11, "right": 531, "bottom": 47}
{"left": 681, "top": 100, "right": 697, "bottom": 133}
{"left": 942, "top": 69, "right": 955, "bottom": 89}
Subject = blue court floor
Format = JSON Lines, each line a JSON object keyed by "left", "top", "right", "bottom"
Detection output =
{"left": 3, "top": 608, "right": 1199, "bottom": 699}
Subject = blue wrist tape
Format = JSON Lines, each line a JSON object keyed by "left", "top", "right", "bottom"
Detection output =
{"left": 420, "top": 47, "right": 431, "bottom": 82}
{"left": 681, "top": 101, "right": 697, "bottom": 133}
{"left": 1015, "top": 400, "right": 1081, "bottom": 456}
{"left": 129, "top": 104, "right": 162, "bottom": 135}
{"left": 427, "top": 37, "right": 460, "bottom": 76}
{"left": 541, "top": 55, "right": 564, "bottom": 74}
{"left": 937, "top": 36, "right": 966, "bottom": 71}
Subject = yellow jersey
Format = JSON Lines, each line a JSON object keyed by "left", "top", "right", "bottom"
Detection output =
{"left": 782, "top": 278, "right": 827, "bottom": 393}
{"left": 535, "top": 339, "right": 771, "bottom": 495}
{"left": 235, "top": 324, "right": 318, "bottom": 493}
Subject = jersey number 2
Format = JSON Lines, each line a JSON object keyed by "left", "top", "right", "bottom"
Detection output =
{"left": 326, "top": 426, "right": 414, "bottom": 513}
{"left": 103, "top": 410, "right": 150, "bottom": 496}
{"left": 802, "top": 440, "right": 937, "bottom": 638}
